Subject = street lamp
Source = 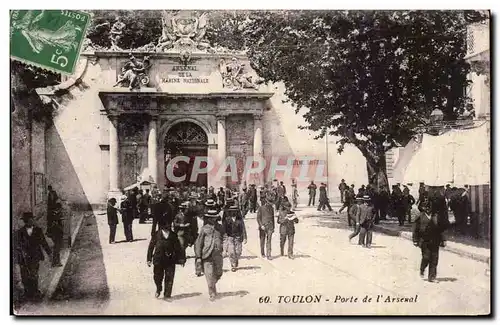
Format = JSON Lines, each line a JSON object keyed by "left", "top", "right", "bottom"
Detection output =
{"left": 132, "top": 141, "right": 139, "bottom": 183}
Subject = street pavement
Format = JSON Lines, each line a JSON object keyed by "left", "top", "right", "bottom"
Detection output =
{"left": 27, "top": 206, "right": 491, "bottom": 316}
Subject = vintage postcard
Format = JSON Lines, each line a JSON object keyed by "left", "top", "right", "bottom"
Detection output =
{"left": 10, "top": 9, "right": 491, "bottom": 316}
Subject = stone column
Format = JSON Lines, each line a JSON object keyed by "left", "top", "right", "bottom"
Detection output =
{"left": 253, "top": 115, "right": 264, "bottom": 186}
{"left": 148, "top": 118, "right": 158, "bottom": 184}
{"left": 217, "top": 115, "right": 227, "bottom": 187}
{"left": 109, "top": 116, "right": 120, "bottom": 194}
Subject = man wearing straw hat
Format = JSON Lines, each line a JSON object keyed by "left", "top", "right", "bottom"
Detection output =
{"left": 348, "top": 196, "right": 366, "bottom": 244}
{"left": 195, "top": 209, "right": 224, "bottom": 301}
{"left": 14, "top": 212, "right": 52, "bottom": 301}
{"left": 221, "top": 204, "right": 247, "bottom": 271}
{"left": 358, "top": 195, "right": 376, "bottom": 248}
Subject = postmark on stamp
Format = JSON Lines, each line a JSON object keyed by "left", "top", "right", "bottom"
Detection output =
{"left": 10, "top": 10, "right": 91, "bottom": 75}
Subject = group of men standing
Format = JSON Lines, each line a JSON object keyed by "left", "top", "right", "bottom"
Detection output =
{"left": 105, "top": 179, "right": 300, "bottom": 301}
{"left": 338, "top": 180, "right": 417, "bottom": 226}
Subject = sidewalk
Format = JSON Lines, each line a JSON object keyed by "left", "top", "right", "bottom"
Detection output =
{"left": 373, "top": 219, "right": 490, "bottom": 264}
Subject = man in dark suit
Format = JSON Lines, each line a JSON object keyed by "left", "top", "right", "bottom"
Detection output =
{"left": 413, "top": 197, "right": 447, "bottom": 282}
{"left": 257, "top": 199, "right": 275, "bottom": 259}
{"left": 107, "top": 198, "right": 119, "bottom": 244}
{"left": 338, "top": 179, "right": 348, "bottom": 203}
{"left": 121, "top": 193, "right": 135, "bottom": 242}
{"left": 278, "top": 210, "right": 299, "bottom": 259}
{"left": 147, "top": 216, "right": 185, "bottom": 299}
{"left": 14, "top": 212, "right": 52, "bottom": 301}
{"left": 307, "top": 181, "right": 317, "bottom": 206}
{"left": 317, "top": 183, "right": 332, "bottom": 211}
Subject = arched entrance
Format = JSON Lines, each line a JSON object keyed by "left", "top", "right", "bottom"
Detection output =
{"left": 164, "top": 122, "right": 208, "bottom": 188}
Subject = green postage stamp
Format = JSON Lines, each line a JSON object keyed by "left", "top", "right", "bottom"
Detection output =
{"left": 10, "top": 10, "right": 91, "bottom": 75}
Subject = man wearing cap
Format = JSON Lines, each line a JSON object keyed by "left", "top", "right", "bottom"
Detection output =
{"left": 221, "top": 205, "right": 247, "bottom": 271}
{"left": 147, "top": 216, "right": 186, "bottom": 299}
{"left": 257, "top": 199, "right": 275, "bottom": 259}
{"left": 358, "top": 195, "right": 376, "bottom": 248}
{"left": 14, "top": 212, "right": 52, "bottom": 301}
{"left": 278, "top": 209, "right": 299, "bottom": 259}
{"left": 195, "top": 210, "right": 224, "bottom": 301}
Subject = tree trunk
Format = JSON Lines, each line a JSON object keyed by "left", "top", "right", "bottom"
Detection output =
{"left": 365, "top": 151, "right": 389, "bottom": 192}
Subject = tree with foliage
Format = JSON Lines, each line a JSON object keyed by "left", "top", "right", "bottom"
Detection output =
{"left": 225, "top": 10, "right": 487, "bottom": 190}
{"left": 86, "top": 10, "right": 162, "bottom": 49}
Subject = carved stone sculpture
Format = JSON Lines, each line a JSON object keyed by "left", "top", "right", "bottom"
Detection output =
{"left": 109, "top": 17, "right": 126, "bottom": 51}
{"left": 219, "top": 57, "right": 259, "bottom": 90}
{"left": 113, "top": 53, "right": 152, "bottom": 90}
{"left": 157, "top": 11, "right": 211, "bottom": 54}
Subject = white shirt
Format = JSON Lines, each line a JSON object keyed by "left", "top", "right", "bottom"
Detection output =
{"left": 26, "top": 227, "right": 33, "bottom": 236}
{"left": 161, "top": 230, "right": 170, "bottom": 240}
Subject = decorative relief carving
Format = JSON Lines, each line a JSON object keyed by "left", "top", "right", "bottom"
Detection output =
{"left": 113, "top": 54, "right": 152, "bottom": 90}
{"left": 122, "top": 151, "right": 144, "bottom": 185}
{"left": 226, "top": 116, "right": 253, "bottom": 142}
{"left": 118, "top": 118, "right": 147, "bottom": 142}
{"left": 219, "top": 57, "right": 259, "bottom": 90}
{"left": 157, "top": 11, "right": 211, "bottom": 60}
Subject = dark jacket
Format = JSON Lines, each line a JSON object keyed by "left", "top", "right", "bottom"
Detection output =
{"left": 412, "top": 212, "right": 445, "bottom": 246}
{"left": 358, "top": 204, "right": 375, "bottom": 225}
{"left": 402, "top": 194, "right": 416, "bottom": 209}
{"left": 277, "top": 211, "right": 299, "bottom": 235}
{"left": 221, "top": 216, "right": 247, "bottom": 240}
{"left": 14, "top": 226, "right": 52, "bottom": 265}
{"left": 195, "top": 223, "right": 223, "bottom": 260}
{"left": 120, "top": 199, "right": 134, "bottom": 224}
{"left": 319, "top": 185, "right": 328, "bottom": 202}
{"left": 147, "top": 230, "right": 185, "bottom": 266}
{"left": 151, "top": 200, "right": 174, "bottom": 235}
{"left": 107, "top": 203, "right": 119, "bottom": 225}
{"left": 248, "top": 187, "right": 257, "bottom": 202}
{"left": 257, "top": 203, "right": 275, "bottom": 232}
{"left": 308, "top": 183, "right": 317, "bottom": 195}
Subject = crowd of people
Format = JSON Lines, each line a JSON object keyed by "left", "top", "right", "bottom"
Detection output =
{"left": 13, "top": 178, "right": 470, "bottom": 305}
{"left": 106, "top": 179, "right": 300, "bottom": 301}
